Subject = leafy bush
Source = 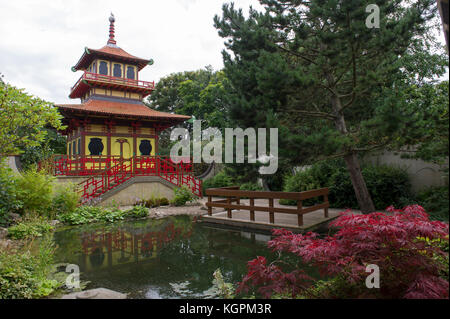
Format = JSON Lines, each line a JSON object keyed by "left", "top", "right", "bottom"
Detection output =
{"left": 134, "top": 197, "right": 170, "bottom": 208}
{"left": 0, "top": 237, "right": 59, "bottom": 298}
{"left": 279, "top": 160, "right": 342, "bottom": 206}
{"left": 415, "top": 186, "right": 449, "bottom": 221}
{"left": 238, "top": 205, "right": 449, "bottom": 299}
{"left": 212, "top": 269, "right": 235, "bottom": 299}
{"left": 124, "top": 205, "right": 148, "bottom": 219}
{"left": 330, "top": 164, "right": 412, "bottom": 210}
{"left": 7, "top": 216, "right": 54, "bottom": 240}
{"left": 51, "top": 182, "right": 80, "bottom": 219}
{"left": 15, "top": 169, "right": 54, "bottom": 216}
{"left": 60, "top": 204, "right": 152, "bottom": 225}
{"left": 0, "top": 161, "right": 23, "bottom": 226}
{"left": 159, "top": 197, "right": 170, "bottom": 206}
{"left": 172, "top": 186, "right": 195, "bottom": 206}
{"left": 280, "top": 160, "right": 413, "bottom": 210}
{"left": 59, "top": 206, "right": 124, "bottom": 225}
{"left": 202, "top": 171, "right": 234, "bottom": 195}
{"left": 240, "top": 182, "right": 263, "bottom": 191}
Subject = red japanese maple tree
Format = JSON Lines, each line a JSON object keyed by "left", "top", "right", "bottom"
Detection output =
{"left": 237, "top": 205, "right": 449, "bottom": 299}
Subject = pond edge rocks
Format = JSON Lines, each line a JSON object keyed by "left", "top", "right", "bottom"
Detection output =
{"left": 61, "top": 288, "right": 127, "bottom": 299}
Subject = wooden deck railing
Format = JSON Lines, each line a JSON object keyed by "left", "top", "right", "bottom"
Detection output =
{"left": 205, "top": 187, "right": 329, "bottom": 226}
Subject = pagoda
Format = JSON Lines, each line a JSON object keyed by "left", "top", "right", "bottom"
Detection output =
{"left": 46, "top": 14, "right": 201, "bottom": 203}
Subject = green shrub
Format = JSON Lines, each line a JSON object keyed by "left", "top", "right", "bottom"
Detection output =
{"left": 15, "top": 169, "right": 54, "bottom": 216}
{"left": 7, "top": 216, "right": 54, "bottom": 240}
{"left": 280, "top": 160, "right": 413, "bottom": 210}
{"left": 329, "top": 165, "right": 412, "bottom": 210}
{"left": 124, "top": 205, "right": 148, "bottom": 219}
{"left": 96, "top": 207, "right": 125, "bottom": 223}
{"left": 240, "top": 182, "right": 263, "bottom": 191}
{"left": 172, "top": 186, "right": 195, "bottom": 206}
{"left": 51, "top": 182, "right": 80, "bottom": 219}
{"left": 159, "top": 197, "right": 170, "bottom": 206}
{"left": 202, "top": 171, "right": 234, "bottom": 195}
{"left": 59, "top": 205, "right": 101, "bottom": 225}
{"left": 280, "top": 160, "right": 342, "bottom": 206}
{"left": 0, "top": 161, "right": 23, "bottom": 226}
{"left": 415, "top": 186, "right": 449, "bottom": 221}
{"left": 0, "top": 237, "right": 59, "bottom": 299}
{"left": 59, "top": 205, "right": 124, "bottom": 225}
{"left": 59, "top": 204, "right": 154, "bottom": 225}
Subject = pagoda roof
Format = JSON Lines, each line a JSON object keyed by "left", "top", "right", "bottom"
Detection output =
{"left": 72, "top": 45, "right": 151, "bottom": 72}
{"left": 72, "top": 14, "right": 151, "bottom": 71}
{"left": 56, "top": 98, "right": 190, "bottom": 124}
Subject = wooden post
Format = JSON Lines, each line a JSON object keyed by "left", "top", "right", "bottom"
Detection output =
{"left": 324, "top": 194, "right": 329, "bottom": 218}
{"left": 250, "top": 198, "right": 255, "bottom": 221}
{"left": 297, "top": 200, "right": 303, "bottom": 226}
{"left": 236, "top": 196, "right": 240, "bottom": 211}
{"left": 208, "top": 196, "right": 212, "bottom": 216}
{"left": 227, "top": 197, "right": 232, "bottom": 219}
{"left": 269, "top": 198, "right": 274, "bottom": 224}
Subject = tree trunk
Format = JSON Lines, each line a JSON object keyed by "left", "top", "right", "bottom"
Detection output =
{"left": 343, "top": 152, "right": 375, "bottom": 213}
{"left": 329, "top": 93, "right": 375, "bottom": 213}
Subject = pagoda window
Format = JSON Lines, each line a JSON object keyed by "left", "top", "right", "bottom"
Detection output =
{"left": 113, "top": 63, "right": 122, "bottom": 77}
{"left": 72, "top": 141, "right": 76, "bottom": 155}
{"left": 139, "top": 140, "right": 152, "bottom": 156}
{"left": 99, "top": 61, "right": 108, "bottom": 75}
{"left": 126, "top": 66, "right": 135, "bottom": 80}
{"left": 88, "top": 138, "right": 104, "bottom": 156}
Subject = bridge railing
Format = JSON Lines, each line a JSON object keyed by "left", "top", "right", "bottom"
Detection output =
{"left": 205, "top": 187, "right": 329, "bottom": 226}
{"left": 39, "top": 155, "right": 202, "bottom": 201}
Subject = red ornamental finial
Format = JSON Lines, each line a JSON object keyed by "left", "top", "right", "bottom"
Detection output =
{"left": 107, "top": 13, "right": 116, "bottom": 45}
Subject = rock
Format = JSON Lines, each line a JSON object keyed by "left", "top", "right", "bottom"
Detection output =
{"left": 0, "top": 227, "right": 7, "bottom": 240}
{"left": 50, "top": 220, "right": 60, "bottom": 226}
{"left": 61, "top": 288, "right": 127, "bottom": 299}
{"left": 0, "top": 239, "right": 15, "bottom": 249}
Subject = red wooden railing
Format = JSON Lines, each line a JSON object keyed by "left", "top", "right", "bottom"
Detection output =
{"left": 39, "top": 155, "right": 202, "bottom": 203}
{"left": 71, "top": 71, "right": 155, "bottom": 92}
{"left": 78, "top": 158, "right": 134, "bottom": 203}
{"left": 39, "top": 155, "right": 192, "bottom": 176}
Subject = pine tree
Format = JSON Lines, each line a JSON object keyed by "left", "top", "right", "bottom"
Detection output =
{"left": 214, "top": 0, "right": 447, "bottom": 212}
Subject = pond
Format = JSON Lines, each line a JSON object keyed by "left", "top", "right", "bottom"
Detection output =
{"left": 52, "top": 215, "right": 321, "bottom": 298}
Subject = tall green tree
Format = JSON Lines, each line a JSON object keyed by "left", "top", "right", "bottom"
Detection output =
{"left": 0, "top": 80, "right": 64, "bottom": 156}
{"left": 394, "top": 81, "right": 449, "bottom": 167}
{"left": 214, "top": 0, "right": 447, "bottom": 212}
{"left": 20, "top": 128, "right": 67, "bottom": 170}
{"left": 145, "top": 67, "right": 232, "bottom": 157}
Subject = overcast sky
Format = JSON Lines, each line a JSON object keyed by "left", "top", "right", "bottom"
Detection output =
{"left": 0, "top": 0, "right": 263, "bottom": 104}
{"left": 0, "top": 0, "right": 447, "bottom": 105}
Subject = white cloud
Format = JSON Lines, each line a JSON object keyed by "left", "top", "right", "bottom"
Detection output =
{"left": 0, "top": 0, "right": 263, "bottom": 104}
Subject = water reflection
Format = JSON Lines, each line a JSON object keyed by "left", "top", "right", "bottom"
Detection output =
{"left": 52, "top": 216, "right": 314, "bottom": 299}
{"left": 77, "top": 220, "right": 193, "bottom": 272}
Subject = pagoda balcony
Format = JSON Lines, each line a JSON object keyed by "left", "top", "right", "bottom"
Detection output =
{"left": 69, "top": 71, "right": 155, "bottom": 99}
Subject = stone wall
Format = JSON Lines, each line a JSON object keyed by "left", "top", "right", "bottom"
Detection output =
{"left": 99, "top": 178, "right": 175, "bottom": 207}
{"left": 364, "top": 150, "right": 448, "bottom": 193}
{"left": 56, "top": 175, "right": 177, "bottom": 207}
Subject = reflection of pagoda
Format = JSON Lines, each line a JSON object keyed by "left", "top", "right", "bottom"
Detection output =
{"left": 79, "top": 221, "right": 193, "bottom": 272}
{"left": 42, "top": 14, "right": 202, "bottom": 203}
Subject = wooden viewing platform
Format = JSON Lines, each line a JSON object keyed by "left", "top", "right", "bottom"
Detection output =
{"left": 203, "top": 187, "right": 345, "bottom": 233}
